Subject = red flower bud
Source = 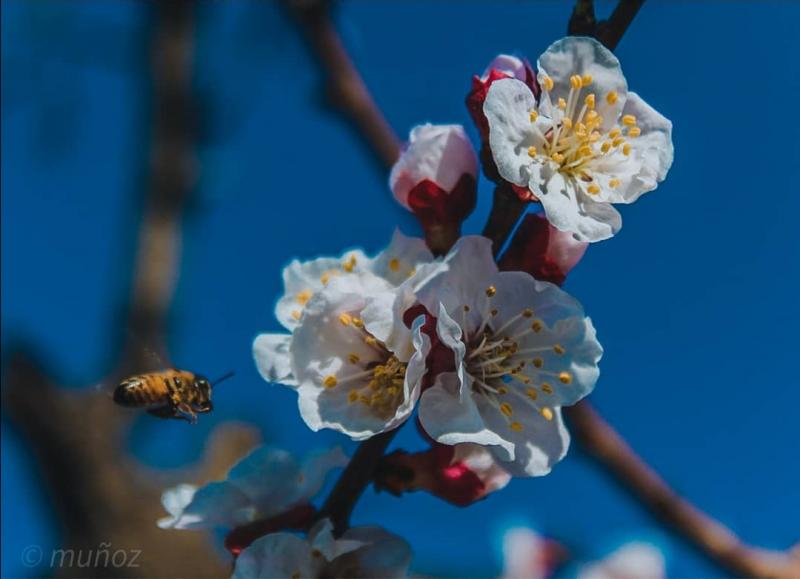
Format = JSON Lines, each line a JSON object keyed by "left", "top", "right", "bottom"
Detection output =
{"left": 499, "top": 212, "right": 588, "bottom": 286}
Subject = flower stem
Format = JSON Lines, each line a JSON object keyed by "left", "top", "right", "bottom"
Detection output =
{"left": 481, "top": 184, "right": 527, "bottom": 258}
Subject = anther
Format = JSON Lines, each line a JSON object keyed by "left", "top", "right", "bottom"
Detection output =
{"left": 348, "top": 353, "right": 360, "bottom": 364}
{"left": 540, "top": 407, "right": 554, "bottom": 421}
{"left": 542, "top": 383, "right": 554, "bottom": 394}
{"left": 587, "top": 184, "right": 600, "bottom": 195}
{"left": 609, "top": 128, "right": 621, "bottom": 138}
{"left": 323, "top": 375, "right": 338, "bottom": 388}
{"left": 553, "top": 344, "right": 565, "bottom": 355}
{"left": 570, "top": 74, "right": 582, "bottom": 89}
{"left": 562, "top": 117, "right": 573, "bottom": 129}
{"left": 527, "top": 146, "right": 537, "bottom": 158}
{"left": 622, "top": 114, "right": 637, "bottom": 126}
{"left": 291, "top": 310, "right": 302, "bottom": 321}
{"left": 623, "top": 143, "right": 631, "bottom": 156}
{"left": 526, "top": 387, "right": 538, "bottom": 400}
{"left": 551, "top": 152, "right": 565, "bottom": 164}
{"left": 348, "top": 390, "right": 358, "bottom": 403}
{"left": 608, "top": 178, "right": 621, "bottom": 188}
{"left": 529, "top": 110, "right": 538, "bottom": 122}
{"left": 463, "top": 305, "right": 471, "bottom": 312}
{"left": 581, "top": 74, "right": 593, "bottom": 86}
{"left": 600, "top": 141, "right": 612, "bottom": 153}
{"left": 541, "top": 76, "right": 554, "bottom": 91}
{"left": 532, "top": 357, "right": 544, "bottom": 369}
{"left": 342, "top": 255, "right": 357, "bottom": 272}
{"left": 388, "top": 258, "right": 400, "bottom": 272}
{"left": 486, "top": 286, "right": 497, "bottom": 297}
{"left": 628, "top": 126, "right": 641, "bottom": 138}
{"left": 606, "top": 91, "right": 618, "bottom": 105}
{"left": 531, "top": 320, "right": 543, "bottom": 333}
{"left": 584, "top": 93, "right": 596, "bottom": 109}
{"left": 559, "top": 371, "right": 573, "bottom": 384}
{"left": 295, "top": 289, "right": 312, "bottom": 305}
{"left": 522, "top": 308, "right": 534, "bottom": 318}
{"left": 612, "top": 136, "right": 625, "bottom": 147}
{"left": 500, "top": 402, "right": 513, "bottom": 417}
{"left": 339, "top": 313, "right": 352, "bottom": 326}
{"left": 491, "top": 308, "right": 499, "bottom": 316}
{"left": 510, "top": 421, "right": 524, "bottom": 432}
{"left": 558, "top": 97, "right": 567, "bottom": 110}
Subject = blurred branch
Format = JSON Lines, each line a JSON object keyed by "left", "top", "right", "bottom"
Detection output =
{"left": 286, "top": 2, "right": 800, "bottom": 577}
{"left": 2, "top": 2, "right": 259, "bottom": 577}
{"left": 566, "top": 402, "right": 800, "bottom": 579}
{"left": 282, "top": 0, "right": 400, "bottom": 170}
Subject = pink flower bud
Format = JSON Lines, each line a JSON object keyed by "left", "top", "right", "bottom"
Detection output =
{"left": 466, "top": 55, "right": 539, "bottom": 141}
{"left": 390, "top": 124, "right": 477, "bottom": 221}
{"left": 375, "top": 443, "right": 510, "bottom": 507}
{"left": 499, "top": 212, "right": 588, "bottom": 286}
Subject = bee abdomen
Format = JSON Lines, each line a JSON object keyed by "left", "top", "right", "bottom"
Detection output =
{"left": 114, "top": 376, "right": 165, "bottom": 408}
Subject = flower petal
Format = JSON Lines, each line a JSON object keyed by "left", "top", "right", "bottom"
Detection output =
{"left": 484, "top": 78, "right": 548, "bottom": 187}
{"left": 370, "top": 229, "right": 434, "bottom": 286}
{"left": 419, "top": 372, "right": 514, "bottom": 460}
{"left": 227, "top": 446, "right": 303, "bottom": 515}
{"left": 297, "top": 446, "right": 349, "bottom": 502}
{"left": 233, "top": 532, "right": 318, "bottom": 579}
{"left": 336, "top": 526, "right": 413, "bottom": 579}
{"left": 253, "top": 333, "right": 296, "bottom": 387}
{"left": 538, "top": 36, "right": 628, "bottom": 130}
{"left": 157, "top": 484, "right": 197, "bottom": 529}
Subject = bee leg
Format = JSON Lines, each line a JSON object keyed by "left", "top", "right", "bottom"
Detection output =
{"left": 176, "top": 403, "right": 198, "bottom": 424}
{"left": 147, "top": 406, "right": 178, "bottom": 419}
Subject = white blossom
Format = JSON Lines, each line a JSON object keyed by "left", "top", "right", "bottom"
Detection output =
{"left": 484, "top": 36, "right": 673, "bottom": 242}
{"left": 578, "top": 542, "right": 666, "bottom": 579}
{"left": 233, "top": 519, "right": 411, "bottom": 579}
{"left": 254, "top": 230, "right": 433, "bottom": 387}
{"left": 414, "top": 236, "right": 602, "bottom": 476}
{"left": 157, "top": 446, "right": 347, "bottom": 530}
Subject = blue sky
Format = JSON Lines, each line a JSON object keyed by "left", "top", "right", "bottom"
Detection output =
{"left": 3, "top": 1, "right": 799, "bottom": 577}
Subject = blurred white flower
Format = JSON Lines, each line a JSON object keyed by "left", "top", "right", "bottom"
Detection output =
{"left": 578, "top": 542, "right": 666, "bottom": 579}
{"left": 414, "top": 236, "right": 602, "bottom": 476}
{"left": 502, "top": 527, "right": 561, "bottom": 579}
{"left": 233, "top": 519, "right": 411, "bottom": 579}
{"left": 157, "top": 445, "right": 347, "bottom": 530}
{"left": 485, "top": 36, "right": 673, "bottom": 242}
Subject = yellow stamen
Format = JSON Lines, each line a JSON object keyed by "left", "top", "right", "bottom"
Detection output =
{"left": 510, "top": 421, "right": 524, "bottom": 432}
{"left": 623, "top": 143, "right": 632, "bottom": 156}
{"left": 348, "top": 353, "right": 360, "bottom": 364}
{"left": 531, "top": 320, "right": 543, "bottom": 333}
{"left": 570, "top": 74, "right": 582, "bottom": 89}
{"left": 542, "top": 383, "right": 554, "bottom": 394}
{"left": 600, "top": 141, "right": 612, "bottom": 153}
{"left": 500, "top": 402, "right": 513, "bottom": 417}
{"left": 612, "top": 136, "right": 625, "bottom": 147}
{"left": 559, "top": 371, "right": 572, "bottom": 384}
{"left": 541, "top": 407, "right": 554, "bottom": 421}
{"left": 339, "top": 313, "right": 352, "bottom": 326}
{"left": 486, "top": 286, "right": 497, "bottom": 297}
{"left": 581, "top": 74, "right": 593, "bottom": 87}
{"left": 323, "top": 375, "right": 338, "bottom": 388}
{"left": 353, "top": 317, "right": 365, "bottom": 329}
{"left": 584, "top": 93, "right": 596, "bottom": 109}
{"left": 529, "top": 110, "right": 538, "bottom": 122}
{"left": 527, "top": 146, "right": 537, "bottom": 158}
{"left": 522, "top": 308, "right": 534, "bottom": 318}
{"left": 553, "top": 344, "right": 565, "bottom": 355}
{"left": 609, "top": 128, "right": 621, "bottom": 138}
{"left": 609, "top": 178, "right": 621, "bottom": 188}
{"left": 628, "top": 126, "right": 641, "bottom": 138}
{"left": 295, "top": 289, "right": 312, "bottom": 305}
{"left": 551, "top": 152, "right": 565, "bottom": 164}
{"left": 526, "top": 387, "right": 538, "bottom": 400}
{"left": 342, "top": 255, "right": 357, "bottom": 272}
{"left": 388, "top": 258, "right": 400, "bottom": 272}
{"left": 291, "top": 310, "right": 302, "bottom": 320}
{"left": 541, "top": 76, "right": 554, "bottom": 91}
{"left": 558, "top": 97, "right": 567, "bottom": 110}
{"left": 532, "top": 357, "right": 544, "bottom": 369}
{"left": 606, "top": 91, "right": 618, "bottom": 105}
{"left": 348, "top": 389, "right": 358, "bottom": 403}
{"left": 562, "top": 117, "right": 573, "bottom": 129}
{"left": 587, "top": 184, "right": 600, "bottom": 195}
{"left": 622, "top": 114, "right": 637, "bottom": 126}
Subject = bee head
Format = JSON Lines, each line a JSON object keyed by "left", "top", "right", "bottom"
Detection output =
{"left": 195, "top": 376, "right": 213, "bottom": 407}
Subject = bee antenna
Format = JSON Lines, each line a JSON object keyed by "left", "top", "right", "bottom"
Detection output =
{"left": 211, "top": 371, "right": 236, "bottom": 386}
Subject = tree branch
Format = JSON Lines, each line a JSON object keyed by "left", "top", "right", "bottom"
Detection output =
{"left": 285, "top": 3, "right": 799, "bottom": 577}
{"left": 2, "top": 3, "right": 259, "bottom": 576}
{"left": 566, "top": 402, "right": 800, "bottom": 579}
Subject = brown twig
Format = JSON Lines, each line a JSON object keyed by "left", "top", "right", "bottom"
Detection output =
{"left": 285, "top": 2, "right": 800, "bottom": 576}
{"left": 2, "top": 3, "right": 259, "bottom": 576}
{"left": 481, "top": 184, "right": 527, "bottom": 258}
{"left": 283, "top": 0, "right": 401, "bottom": 170}
{"left": 566, "top": 402, "right": 800, "bottom": 579}
{"left": 568, "top": 0, "right": 645, "bottom": 51}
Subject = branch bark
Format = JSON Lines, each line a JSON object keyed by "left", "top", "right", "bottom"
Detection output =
{"left": 2, "top": 3, "right": 259, "bottom": 576}
{"left": 286, "top": 2, "right": 800, "bottom": 576}
{"left": 566, "top": 402, "right": 800, "bottom": 579}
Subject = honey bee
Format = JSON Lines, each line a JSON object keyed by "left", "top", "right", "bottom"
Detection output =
{"left": 113, "top": 369, "right": 233, "bottom": 423}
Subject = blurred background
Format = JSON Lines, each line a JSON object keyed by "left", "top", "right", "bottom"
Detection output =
{"left": 2, "top": 1, "right": 799, "bottom": 577}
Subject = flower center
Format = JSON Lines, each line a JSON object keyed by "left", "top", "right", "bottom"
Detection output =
{"left": 461, "top": 289, "right": 574, "bottom": 432}
{"left": 529, "top": 74, "right": 640, "bottom": 193}
{"left": 321, "top": 313, "right": 407, "bottom": 419}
